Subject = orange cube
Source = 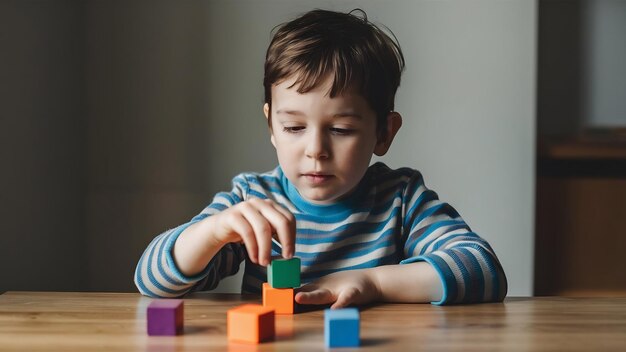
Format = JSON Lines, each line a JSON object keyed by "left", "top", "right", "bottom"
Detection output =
{"left": 262, "top": 283, "right": 294, "bottom": 315}
{"left": 227, "top": 304, "right": 275, "bottom": 344}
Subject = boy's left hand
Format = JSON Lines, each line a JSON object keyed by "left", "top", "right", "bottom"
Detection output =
{"left": 294, "top": 269, "right": 381, "bottom": 309}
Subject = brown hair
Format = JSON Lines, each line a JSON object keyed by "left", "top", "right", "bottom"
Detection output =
{"left": 263, "top": 9, "right": 405, "bottom": 134}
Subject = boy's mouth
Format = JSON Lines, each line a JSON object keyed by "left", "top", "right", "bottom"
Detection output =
{"left": 302, "top": 173, "right": 333, "bottom": 184}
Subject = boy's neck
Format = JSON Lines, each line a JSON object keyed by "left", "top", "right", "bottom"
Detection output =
{"left": 278, "top": 164, "right": 378, "bottom": 216}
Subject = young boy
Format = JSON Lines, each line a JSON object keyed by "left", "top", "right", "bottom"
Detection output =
{"left": 135, "top": 9, "right": 507, "bottom": 307}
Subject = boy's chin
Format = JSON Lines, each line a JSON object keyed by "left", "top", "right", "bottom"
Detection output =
{"left": 304, "top": 197, "right": 339, "bottom": 205}
{"left": 301, "top": 190, "right": 350, "bottom": 205}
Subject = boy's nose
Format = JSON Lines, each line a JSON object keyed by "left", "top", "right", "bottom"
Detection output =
{"left": 305, "top": 130, "right": 329, "bottom": 160}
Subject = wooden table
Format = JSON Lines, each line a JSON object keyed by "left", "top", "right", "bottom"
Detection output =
{"left": 1, "top": 292, "right": 625, "bottom": 351}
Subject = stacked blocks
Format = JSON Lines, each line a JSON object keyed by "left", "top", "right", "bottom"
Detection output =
{"left": 227, "top": 257, "right": 300, "bottom": 344}
{"left": 264, "top": 257, "right": 301, "bottom": 315}
{"left": 324, "top": 308, "right": 360, "bottom": 348}
{"left": 227, "top": 304, "right": 275, "bottom": 343}
{"left": 147, "top": 299, "right": 184, "bottom": 336}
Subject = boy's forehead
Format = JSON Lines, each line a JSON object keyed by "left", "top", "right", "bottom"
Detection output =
{"left": 272, "top": 75, "right": 361, "bottom": 102}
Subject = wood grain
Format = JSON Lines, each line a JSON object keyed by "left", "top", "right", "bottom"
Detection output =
{"left": 1, "top": 292, "right": 626, "bottom": 351}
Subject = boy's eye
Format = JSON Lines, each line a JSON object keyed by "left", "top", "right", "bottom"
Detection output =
{"left": 330, "top": 128, "right": 354, "bottom": 135}
{"left": 283, "top": 126, "right": 305, "bottom": 133}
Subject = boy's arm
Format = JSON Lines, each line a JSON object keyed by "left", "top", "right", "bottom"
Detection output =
{"left": 134, "top": 174, "right": 296, "bottom": 298}
{"left": 400, "top": 172, "right": 507, "bottom": 304}
{"left": 369, "top": 262, "right": 442, "bottom": 303}
{"left": 296, "top": 170, "right": 507, "bottom": 307}
{"left": 134, "top": 177, "right": 250, "bottom": 298}
{"left": 396, "top": 171, "right": 508, "bottom": 305}
{"left": 295, "top": 262, "right": 442, "bottom": 308}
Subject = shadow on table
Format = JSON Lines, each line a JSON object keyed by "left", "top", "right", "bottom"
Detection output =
{"left": 361, "top": 336, "right": 392, "bottom": 347}
{"left": 184, "top": 325, "right": 219, "bottom": 334}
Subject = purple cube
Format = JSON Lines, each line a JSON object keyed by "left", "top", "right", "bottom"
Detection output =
{"left": 147, "top": 299, "right": 184, "bottom": 336}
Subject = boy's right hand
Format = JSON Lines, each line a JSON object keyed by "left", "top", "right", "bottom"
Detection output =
{"left": 209, "top": 198, "right": 296, "bottom": 266}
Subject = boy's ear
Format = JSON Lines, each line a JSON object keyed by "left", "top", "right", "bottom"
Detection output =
{"left": 264, "top": 103, "right": 276, "bottom": 148}
{"left": 374, "top": 112, "right": 403, "bottom": 156}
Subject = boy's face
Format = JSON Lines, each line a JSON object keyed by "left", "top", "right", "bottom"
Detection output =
{"left": 264, "top": 76, "right": 383, "bottom": 205}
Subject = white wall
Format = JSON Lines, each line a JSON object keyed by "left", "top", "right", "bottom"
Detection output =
{"left": 208, "top": 0, "right": 536, "bottom": 296}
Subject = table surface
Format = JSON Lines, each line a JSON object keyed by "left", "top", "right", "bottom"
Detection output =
{"left": 1, "top": 291, "right": 626, "bottom": 351}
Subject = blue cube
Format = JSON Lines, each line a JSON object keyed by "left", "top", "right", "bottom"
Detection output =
{"left": 324, "top": 308, "right": 360, "bottom": 347}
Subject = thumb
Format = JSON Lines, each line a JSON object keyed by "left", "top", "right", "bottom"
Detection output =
{"left": 295, "top": 289, "right": 335, "bottom": 305}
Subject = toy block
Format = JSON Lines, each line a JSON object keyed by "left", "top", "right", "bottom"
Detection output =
{"left": 324, "top": 308, "right": 360, "bottom": 348}
{"left": 262, "top": 282, "right": 294, "bottom": 314}
{"left": 267, "top": 257, "right": 301, "bottom": 288}
{"left": 227, "top": 304, "right": 275, "bottom": 344}
{"left": 147, "top": 299, "right": 184, "bottom": 336}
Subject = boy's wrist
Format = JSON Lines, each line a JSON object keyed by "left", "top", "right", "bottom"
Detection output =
{"left": 198, "top": 216, "right": 228, "bottom": 248}
{"left": 365, "top": 267, "right": 385, "bottom": 302}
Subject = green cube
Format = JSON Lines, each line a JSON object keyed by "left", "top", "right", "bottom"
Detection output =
{"left": 268, "top": 257, "right": 301, "bottom": 288}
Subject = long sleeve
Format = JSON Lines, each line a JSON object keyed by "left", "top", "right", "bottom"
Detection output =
{"left": 134, "top": 175, "right": 250, "bottom": 297}
{"left": 399, "top": 170, "right": 507, "bottom": 305}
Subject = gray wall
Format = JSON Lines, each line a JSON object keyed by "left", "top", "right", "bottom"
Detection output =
{"left": 0, "top": 0, "right": 86, "bottom": 291}
{"left": 1, "top": 0, "right": 536, "bottom": 297}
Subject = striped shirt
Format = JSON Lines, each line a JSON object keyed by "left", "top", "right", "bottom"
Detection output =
{"left": 134, "top": 162, "right": 507, "bottom": 305}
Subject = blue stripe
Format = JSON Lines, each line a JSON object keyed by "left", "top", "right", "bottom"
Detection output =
{"left": 156, "top": 231, "right": 186, "bottom": 286}
{"left": 190, "top": 213, "right": 209, "bottom": 222}
{"left": 246, "top": 178, "right": 283, "bottom": 194}
{"left": 208, "top": 203, "right": 228, "bottom": 211}
{"left": 403, "top": 190, "right": 438, "bottom": 229}
{"left": 300, "top": 241, "right": 395, "bottom": 267}
{"left": 424, "top": 254, "right": 456, "bottom": 304}
{"left": 457, "top": 247, "right": 485, "bottom": 303}
{"left": 233, "top": 177, "right": 249, "bottom": 193}
{"left": 296, "top": 228, "right": 396, "bottom": 263}
{"left": 447, "top": 250, "right": 471, "bottom": 303}
{"left": 295, "top": 189, "right": 403, "bottom": 223}
{"left": 301, "top": 253, "right": 397, "bottom": 279}
{"left": 468, "top": 243, "right": 500, "bottom": 302}
{"left": 423, "top": 229, "right": 474, "bottom": 252}
{"left": 135, "top": 270, "right": 159, "bottom": 297}
{"left": 405, "top": 219, "right": 463, "bottom": 256}
{"left": 231, "top": 192, "right": 243, "bottom": 203}
{"left": 411, "top": 203, "right": 447, "bottom": 230}
{"left": 215, "top": 192, "right": 237, "bottom": 205}
{"left": 134, "top": 236, "right": 161, "bottom": 297}
{"left": 271, "top": 240, "right": 282, "bottom": 254}
{"left": 145, "top": 234, "right": 187, "bottom": 296}
{"left": 248, "top": 190, "right": 269, "bottom": 199}
{"left": 296, "top": 207, "right": 400, "bottom": 242}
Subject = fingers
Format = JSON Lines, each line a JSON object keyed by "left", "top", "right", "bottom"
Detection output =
{"left": 264, "top": 201, "right": 296, "bottom": 258}
{"left": 295, "top": 289, "right": 335, "bottom": 306}
{"left": 227, "top": 212, "right": 258, "bottom": 263}
{"left": 330, "top": 287, "right": 359, "bottom": 309}
{"left": 236, "top": 198, "right": 296, "bottom": 266}
{"left": 239, "top": 202, "right": 274, "bottom": 266}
